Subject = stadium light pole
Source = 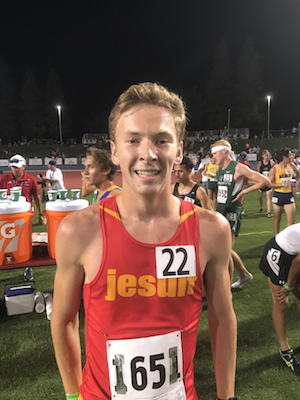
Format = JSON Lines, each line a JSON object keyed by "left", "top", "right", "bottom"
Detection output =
{"left": 56, "top": 105, "right": 63, "bottom": 144}
{"left": 266, "top": 95, "right": 271, "bottom": 139}
{"left": 227, "top": 108, "right": 231, "bottom": 133}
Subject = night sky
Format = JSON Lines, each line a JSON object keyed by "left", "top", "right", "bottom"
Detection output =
{"left": 1, "top": 0, "right": 300, "bottom": 136}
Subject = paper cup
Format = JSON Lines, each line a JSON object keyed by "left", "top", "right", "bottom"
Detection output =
{"left": 47, "top": 190, "right": 57, "bottom": 202}
{"left": 10, "top": 189, "right": 20, "bottom": 202}
{"left": 12, "top": 186, "right": 22, "bottom": 193}
{"left": 71, "top": 189, "right": 80, "bottom": 200}
{"left": 58, "top": 189, "right": 68, "bottom": 200}
{"left": 0, "top": 189, "right": 8, "bottom": 200}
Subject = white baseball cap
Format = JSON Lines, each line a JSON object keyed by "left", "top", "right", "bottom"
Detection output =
{"left": 9, "top": 154, "right": 26, "bottom": 168}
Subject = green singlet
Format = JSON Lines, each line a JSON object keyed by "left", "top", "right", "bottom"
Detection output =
{"left": 216, "top": 160, "right": 243, "bottom": 236}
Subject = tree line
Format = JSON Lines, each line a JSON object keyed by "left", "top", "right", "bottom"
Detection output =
{"left": 0, "top": 60, "right": 69, "bottom": 145}
{"left": 0, "top": 35, "right": 264, "bottom": 144}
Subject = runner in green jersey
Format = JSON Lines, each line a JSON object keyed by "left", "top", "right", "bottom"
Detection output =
{"left": 211, "top": 140, "right": 270, "bottom": 289}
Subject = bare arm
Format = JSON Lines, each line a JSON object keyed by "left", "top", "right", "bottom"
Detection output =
{"left": 201, "top": 211, "right": 237, "bottom": 399}
{"left": 34, "top": 195, "right": 43, "bottom": 215}
{"left": 43, "top": 176, "right": 59, "bottom": 184}
{"left": 51, "top": 213, "right": 86, "bottom": 394}
{"left": 196, "top": 186, "right": 212, "bottom": 210}
{"left": 233, "top": 163, "right": 270, "bottom": 202}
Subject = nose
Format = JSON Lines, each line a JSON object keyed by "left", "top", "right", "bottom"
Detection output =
{"left": 139, "top": 139, "right": 158, "bottom": 162}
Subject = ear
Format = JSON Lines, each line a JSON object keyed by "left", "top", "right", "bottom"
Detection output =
{"left": 174, "top": 141, "right": 183, "bottom": 165}
{"left": 110, "top": 141, "right": 120, "bottom": 165}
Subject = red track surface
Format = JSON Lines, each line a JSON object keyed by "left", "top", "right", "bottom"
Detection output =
{"left": 27, "top": 170, "right": 202, "bottom": 189}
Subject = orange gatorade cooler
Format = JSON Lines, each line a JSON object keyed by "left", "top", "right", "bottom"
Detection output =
{"left": 46, "top": 199, "right": 89, "bottom": 259}
{"left": 0, "top": 201, "right": 34, "bottom": 265}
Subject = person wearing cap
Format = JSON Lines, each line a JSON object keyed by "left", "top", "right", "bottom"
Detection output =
{"left": 0, "top": 154, "right": 45, "bottom": 224}
{"left": 42, "top": 160, "right": 66, "bottom": 191}
{"left": 211, "top": 140, "right": 270, "bottom": 290}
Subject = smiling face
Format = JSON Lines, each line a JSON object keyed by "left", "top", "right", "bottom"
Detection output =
{"left": 111, "top": 104, "right": 182, "bottom": 196}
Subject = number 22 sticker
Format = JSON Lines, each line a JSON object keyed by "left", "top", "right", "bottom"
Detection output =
{"left": 155, "top": 245, "right": 196, "bottom": 279}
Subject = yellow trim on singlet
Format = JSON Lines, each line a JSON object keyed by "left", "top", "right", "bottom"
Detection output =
{"left": 106, "top": 185, "right": 122, "bottom": 193}
{"left": 99, "top": 204, "right": 121, "bottom": 221}
{"left": 180, "top": 207, "right": 197, "bottom": 224}
{"left": 101, "top": 200, "right": 197, "bottom": 224}
{"left": 274, "top": 163, "right": 293, "bottom": 193}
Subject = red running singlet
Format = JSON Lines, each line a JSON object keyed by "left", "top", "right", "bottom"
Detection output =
{"left": 80, "top": 196, "right": 203, "bottom": 400}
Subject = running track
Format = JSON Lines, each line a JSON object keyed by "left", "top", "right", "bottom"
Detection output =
{"left": 25, "top": 170, "right": 203, "bottom": 189}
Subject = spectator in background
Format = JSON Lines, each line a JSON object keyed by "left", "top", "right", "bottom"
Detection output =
{"left": 0, "top": 154, "right": 45, "bottom": 224}
{"left": 42, "top": 160, "right": 65, "bottom": 191}
{"left": 62, "top": 152, "right": 66, "bottom": 165}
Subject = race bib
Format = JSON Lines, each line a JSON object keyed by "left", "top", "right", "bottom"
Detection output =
{"left": 155, "top": 245, "right": 196, "bottom": 279}
{"left": 217, "top": 185, "right": 228, "bottom": 204}
{"left": 107, "top": 331, "right": 186, "bottom": 400}
{"left": 266, "top": 248, "right": 281, "bottom": 276}
{"left": 183, "top": 196, "right": 195, "bottom": 204}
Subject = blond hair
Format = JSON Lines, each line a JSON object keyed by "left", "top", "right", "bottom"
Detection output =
{"left": 108, "top": 82, "right": 186, "bottom": 142}
{"left": 210, "top": 139, "right": 232, "bottom": 150}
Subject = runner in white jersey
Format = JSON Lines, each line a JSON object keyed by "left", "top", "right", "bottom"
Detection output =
{"left": 259, "top": 223, "right": 300, "bottom": 374}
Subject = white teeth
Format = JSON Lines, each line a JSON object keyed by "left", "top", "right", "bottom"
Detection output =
{"left": 136, "top": 170, "right": 159, "bottom": 176}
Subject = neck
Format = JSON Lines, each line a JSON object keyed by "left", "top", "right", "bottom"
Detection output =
{"left": 220, "top": 157, "right": 232, "bottom": 170}
{"left": 179, "top": 179, "right": 195, "bottom": 188}
{"left": 96, "top": 180, "right": 114, "bottom": 191}
{"left": 118, "top": 186, "right": 176, "bottom": 221}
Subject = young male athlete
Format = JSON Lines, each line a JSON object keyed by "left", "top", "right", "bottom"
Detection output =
{"left": 269, "top": 148, "right": 300, "bottom": 234}
{"left": 81, "top": 147, "right": 121, "bottom": 202}
{"left": 211, "top": 140, "right": 270, "bottom": 289}
{"left": 171, "top": 155, "right": 211, "bottom": 210}
{"left": 257, "top": 149, "right": 274, "bottom": 217}
{"left": 259, "top": 223, "right": 300, "bottom": 374}
{"left": 51, "top": 83, "right": 237, "bottom": 400}
{"left": 203, "top": 154, "right": 219, "bottom": 209}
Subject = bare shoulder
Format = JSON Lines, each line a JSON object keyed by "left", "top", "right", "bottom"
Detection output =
{"left": 197, "top": 207, "right": 230, "bottom": 237}
{"left": 56, "top": 202, "right": 100, "bottom": 253}
{"left": 197, "top": 185, "right": 206, "bottom": 195}
{"left": 197, "top": 208, "right": 231, "bottom": 256}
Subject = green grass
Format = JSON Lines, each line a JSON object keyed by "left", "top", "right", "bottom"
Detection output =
{"left": 0, "top": 191, "right": 300, "bottom": 399}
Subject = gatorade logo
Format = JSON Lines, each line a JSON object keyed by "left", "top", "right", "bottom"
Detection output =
{"left": 0, "top": 219, "right": 25, "bottom": 253}
{"left": 1, "top": 223, "right": 16, "bottom": 238}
